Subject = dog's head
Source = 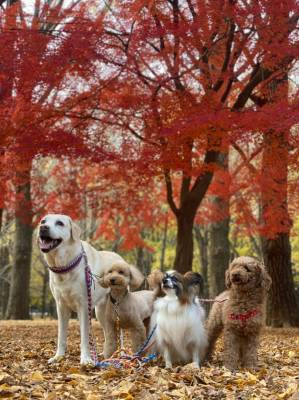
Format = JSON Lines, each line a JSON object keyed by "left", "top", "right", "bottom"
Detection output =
{"left": 98, "top": 262, "right": 144, "bottom": 291}
{"left": 160, "top": 270, "right": 203, "bottom": 303}
{"left": 225, "top": 256, "right": 271, "bottom": 291}
{"left": 37, "top": 214, "right": 81, "bottom": 253}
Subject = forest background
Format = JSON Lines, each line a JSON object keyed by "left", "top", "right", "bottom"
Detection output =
{"left": 0, "top": 0, "right": 298, "bottom": 328}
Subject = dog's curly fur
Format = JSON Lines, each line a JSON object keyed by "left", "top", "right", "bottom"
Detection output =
{"left": 98, "top": 262, "right": 155, "bottom": 358}
{"left": 205, "top": 256, "right": 271, "bottom": 370}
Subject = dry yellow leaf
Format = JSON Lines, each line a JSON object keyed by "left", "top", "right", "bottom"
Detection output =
{"left": 30, "top": 371, "right": 44, "bottom": 382}
{"left": 45, "top": 392, "right": 58, "bottom": 400}
{"left": 86, "top": 394, "right": 102, "bottom": 400}
{"left": 0, "top": 373, "right": 11, "bottom": 384}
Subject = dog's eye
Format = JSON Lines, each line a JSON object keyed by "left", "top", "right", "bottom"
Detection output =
{"left": 56, "top": 220, "right": 64, "bottom": 227}
{"left": 119, "top": 271, "right": 124, "bottom": 275}
{"left": 244, "top": 266, "right": 251, "bottom": 272}
{"left": 41, "top": 219, "right": 46, "bottom": 224}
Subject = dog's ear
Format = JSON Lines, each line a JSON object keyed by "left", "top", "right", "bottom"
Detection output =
{"left": 147, "top": 269, "right": 164, "bottom": 297}
{"left": 184, "top": 271, "right": 204, "bottom": 298}
{"left": 225, "top": 268, "right": 232, "bottom": 288}
{"left": 147, "top": 270, "right": 164, "bottom": 290}
{"left": 184, "top": 271, "right": 203, "bottom": 286}
{"left": 97, "top": 273, "right": 109, "bottom": 288}
{"left": 184, "top": 272, "right": 203, "bottom": 292}
{"left": 69, "top": 218, "right": 81, "bottom": 241}
{"left": 129, "top": 265, "right": 144, "bottom": 290}
{"left": 257, "top": 262, "right": 272, "bottom": 291}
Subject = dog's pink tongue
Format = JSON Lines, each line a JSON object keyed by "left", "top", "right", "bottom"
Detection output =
{"left": 39, "top": 238, "right": 52, "bottom": 250}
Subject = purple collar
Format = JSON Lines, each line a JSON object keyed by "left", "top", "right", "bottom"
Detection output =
{"left": 47, "top": 252, "right": 83, "bottom": 274}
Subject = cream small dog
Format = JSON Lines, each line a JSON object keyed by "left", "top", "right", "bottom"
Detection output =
{"left": 149, "top": 270, "right": 207, "bottom": 368}
{"left": 37, "top": 213, "right": 125, "bottom": 365}
{"left": 98, "top": 262, "right": 155, "bottom": 358}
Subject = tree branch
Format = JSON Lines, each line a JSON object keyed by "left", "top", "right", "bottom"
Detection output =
{"left": 164, "top": 169, "right": 179, "bottom": 216}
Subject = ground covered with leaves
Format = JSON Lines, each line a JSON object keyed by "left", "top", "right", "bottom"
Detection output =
{"left": 0, "top": 321, "right": 298, "bottom": 399}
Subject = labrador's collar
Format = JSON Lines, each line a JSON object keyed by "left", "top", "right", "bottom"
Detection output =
{"left": 46, "top": 252, "right": 83, "bottom": 274}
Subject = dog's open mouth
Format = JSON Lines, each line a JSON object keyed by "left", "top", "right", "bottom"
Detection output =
{"left": 232, "top": 276, "right": 246, "bottom": 285}
{"left": 39, "top": 236, "right": 62, "bottom": 253}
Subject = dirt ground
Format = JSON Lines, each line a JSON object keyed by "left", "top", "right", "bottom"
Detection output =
{"left": 0, "top": 320, "right": 298, "bottom": 399}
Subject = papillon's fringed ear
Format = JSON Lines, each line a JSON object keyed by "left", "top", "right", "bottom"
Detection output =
{"left": 147, "top": 270, "right": 164, "bottom": 290}
{"left": 129, "top": 265, "right": 144, "bottom": 291}
{"left": 184, "top": 272, "right": 204, "bottom": 292}
{"left": 69, "top": 218, "right": 81, "bottom": 242}
{"left": 257, "top": 262, "right": 272, "bottom": 291}
{"left": 184, "top": 272, "right": 203, "bottom": 286}
{"left": 147, "top": 270, "right": 165, "bottom": 297}
{"left": 225, "top": 268, "right": 232, "bottom": 288}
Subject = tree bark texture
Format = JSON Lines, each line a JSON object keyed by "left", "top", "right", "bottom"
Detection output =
{"left": 209, "top": 214, "right": 230, "bottom": 297}
{"left": 0, "top": 245, "right": 10, "bottom": 318}
{"left": 160, "top": 215, "right": 168, "bottom": 271}
{"left": 261, "top": 128, "right": 299, "bottom": 327}
{"left": 6, "top": 167, "right": 33, "bottom": 320}
{"left": 208, "top": 152, "right": 230, "bottom": 297}
{"left": 173, "top": 208, "right": 197, "bottom": 274}
{"left": 194, "top": 224, "right": 209, "bottom": 297}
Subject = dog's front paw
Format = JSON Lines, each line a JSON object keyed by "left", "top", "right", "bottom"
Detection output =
{"left": 48, "top": 355, "right": 65, "bottom": 364}
{"left": 80, "top": 355, "right": 94, "bottom": 366}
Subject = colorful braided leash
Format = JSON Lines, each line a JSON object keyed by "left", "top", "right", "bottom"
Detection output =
{"left": 82, "top": 246, "right": 98, "bottom": 365}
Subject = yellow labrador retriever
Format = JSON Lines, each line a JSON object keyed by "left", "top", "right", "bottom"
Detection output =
{"left": 37, "top": 213, "right": 125, "bottom": 365}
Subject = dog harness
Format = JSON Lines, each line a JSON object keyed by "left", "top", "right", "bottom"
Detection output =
{"left": 229, "top": 309, "right": 260, "bottom": 326}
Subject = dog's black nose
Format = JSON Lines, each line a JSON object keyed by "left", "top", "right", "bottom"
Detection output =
{"left": 40, "top": 225, "right": 49, "bottom": 234}
{"left": 110, "top": 278, "right": 116, "bottom": 284}
{"left": 232, "top": 273, "right": 242, "bottom": 282}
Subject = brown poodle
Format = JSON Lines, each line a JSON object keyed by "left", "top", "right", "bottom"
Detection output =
{"left": 98, "top": 262, "right": 155, "bottom": 358}
{"left": 206, "top": 256, "right": 272, "bottom": 370}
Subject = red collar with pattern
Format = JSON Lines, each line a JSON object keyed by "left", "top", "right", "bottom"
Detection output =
{"left": 229, "top": 309, "right": 260, "bottom": 324}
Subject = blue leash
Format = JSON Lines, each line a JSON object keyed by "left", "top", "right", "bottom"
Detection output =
{"left": 96, "top": 324, "right": 157, "bottom": 369}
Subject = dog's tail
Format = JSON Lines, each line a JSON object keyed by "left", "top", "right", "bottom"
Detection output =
{"left": 147, "top": 269, "right": 164, "bottom": 298}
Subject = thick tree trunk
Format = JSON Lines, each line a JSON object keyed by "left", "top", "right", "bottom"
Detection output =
{"left": 6, "top": 168, "right": 33, "bottom": 320}
{"left": 261, "top": 128, "right": 299, "bottom": 327}
{"left": 262, "top": 233, "right": 299, "bottom": 326}
{"left": 174, "top": 210, "right": 196, "bottom": 274}
{"left": 194, "top": 224, "right": 209, "bottom": 297}
{"left": 209, "top": 214, "right": 230, "bottom": 297}
{"left": 208, "top": 151, "right": 230, "bottom": 297}
{"left": 0, "top": 245, "right": 10, "bottom": 318}
{"left": 160, "top": 215, "right": 168, "bottom": 271}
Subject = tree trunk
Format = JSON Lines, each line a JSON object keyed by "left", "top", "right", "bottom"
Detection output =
{"left": 174, "top": 210, "right": 196, "bottom": 274}
{"left": 136, "top": 245, "right": 153, "bottom": 277}
{"left": 262, "top": 233, "right": 299, "bottom": 326}
{"left": 194, "top": 224, "right": 209, "bottom": 297}
{"left": 0, "top": 245, "right": 10, "bottom": 318}
{"left": 6, "top": 168, "right": 33, "bottom": 320}
{"left": 208, "top": 151, "right": 230, "bottom": 297}
{"left": 160, "top": 215, "right": 168, "bottom": 271}
{"left": 209, "top": 214, "right": 230, "bottom": 297}
{"left": 261, "top": 127, "right": 299, "bottom": 327}
{"left": 41, "top": 268, "right": 49, "bottom": 318}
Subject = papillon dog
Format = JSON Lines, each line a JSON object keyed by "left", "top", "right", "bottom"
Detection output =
{"left": 149, "top": 270, "right": 207, "bottom": 368}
